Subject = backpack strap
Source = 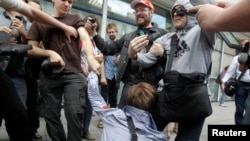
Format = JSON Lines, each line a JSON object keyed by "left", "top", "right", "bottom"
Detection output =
{"left": 127, "top": 116, "right": 138, "bottom": 141}
{"left": 165, "top": 34, "right": 178, "bottom": 73}
{"left": 237, "top": 69, "right": 247, "bottom": 82}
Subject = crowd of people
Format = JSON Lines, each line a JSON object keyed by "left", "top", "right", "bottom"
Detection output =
{"left": 0, "top": 0, "right": 250, "bottom": 141}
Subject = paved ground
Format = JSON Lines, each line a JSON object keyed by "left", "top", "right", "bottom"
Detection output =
{"left": 0, "top": 101, "right": 234, "bottom": 141}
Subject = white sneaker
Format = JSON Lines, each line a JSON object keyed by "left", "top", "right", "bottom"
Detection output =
{"left": 219, "top": 104, "right": 227, "bottom": 107}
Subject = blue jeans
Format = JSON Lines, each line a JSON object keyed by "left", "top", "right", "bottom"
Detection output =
{"left": 219, "top": 85, "right": 226, "bottom": 105}
{"left": 243, "top": 92, "right": 250, "bottom": 124}
{"left": 235, "top": 82, "right": 250, "bottom": 125}
{"left": 10, "top": 76, "right": 27, "bottom": 106}
{"left": 39, "top": 72, "right": 87, "bottom": 141}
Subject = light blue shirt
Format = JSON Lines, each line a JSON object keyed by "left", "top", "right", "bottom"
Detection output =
{"left": 87, "top": 71, "right": 168, "bottom": 141}
{"left": 104, "top": 40, "right": 117, "bottom": 80}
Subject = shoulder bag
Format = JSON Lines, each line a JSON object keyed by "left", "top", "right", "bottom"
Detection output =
{"left": 224, "top": 69, "right": 247, "bottom": 97}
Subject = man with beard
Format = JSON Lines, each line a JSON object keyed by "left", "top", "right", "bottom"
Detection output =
{"left": 85, "top": 0, "right": 167, "bottom": 109}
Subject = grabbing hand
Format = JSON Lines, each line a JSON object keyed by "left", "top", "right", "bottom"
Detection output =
{"left": 64, "top": 25, "right": 77, "bottom": 43}
{"left": 84, "top": 17, "right": 97, "bottom": 36}
{"left": 149, "top": 42, "right": 164, "bottom": 57}
{"left": 0, "top": 26, "right": 14, "bottom": 38}
{"left": 47, "top": 50, "right": 65, "bottom": 67}
{"left": 128, "top": 35, "right": 149, "bottom": 59}
{"left": 87, "top": 56, "right": 101, "bottom": 75}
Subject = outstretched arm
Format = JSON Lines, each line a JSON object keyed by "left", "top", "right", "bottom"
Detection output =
{"left": 4, "top": 0, "right": 77, "bottom": 42}
{"left": 188, "top": 0, "right": 250, "bottom": 32}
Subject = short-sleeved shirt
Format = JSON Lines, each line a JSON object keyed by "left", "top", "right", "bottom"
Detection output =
{"left": 27, "top": 14, "right": 84, "bottom": 73}
{"left": 0, "top": 0, "right": 24, "bottom": 11}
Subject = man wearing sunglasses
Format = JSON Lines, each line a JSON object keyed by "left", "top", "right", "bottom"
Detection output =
{"left": 130, "top": 0, "right": 216, "bottom": 140}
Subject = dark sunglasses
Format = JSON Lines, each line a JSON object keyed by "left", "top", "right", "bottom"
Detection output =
{"left": 171, "top": 7, "right": 187, "bottom": 17}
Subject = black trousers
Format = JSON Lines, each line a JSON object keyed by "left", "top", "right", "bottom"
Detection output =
{"left": 25, "top": 75, "right": 40, "bottom": 133}
{"left": 0, "top": 69, "right": 33, "bottom": 141}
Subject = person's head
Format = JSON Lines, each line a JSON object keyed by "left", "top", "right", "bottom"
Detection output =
{"left": 240, "top": 39, "right": 250, "bottom": 53}
{"left": 126, "top": 82, "right": 158, "bottom": 114}
{"left": 171, "top": 0, "right": 197, "bottom": 31}
{"left": 83, "top": 15, "right": 100, "bottom": 33}
{"left": 130, "top": 0, "right": 154, "bottom": 28}
{"left": 171, "top": 5, "right": 188, "bottom": 30}
{"left": 52, "top": 0, "right": 73, "bottom": 17}
{"left": 106, "top": 23, "right": 118, "bottom": 42}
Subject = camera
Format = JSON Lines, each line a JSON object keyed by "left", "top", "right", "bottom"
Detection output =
{"left": 15, "top": 15, "right": 22, "bottom": 20}
{"left": 89, "top": 18, "right": 96, "bottom": 24}
{"left": 238, "top": 42, "right": 250, "bottom": 68}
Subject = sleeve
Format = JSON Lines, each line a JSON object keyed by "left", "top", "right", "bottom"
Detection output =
{"left": 135, "top": 52, "right": 158, "bottom": 68}
{"left": 135, "top": 34, "right": 168, "bottom": 68}
{"left": 26, "top": 21, "right": 41, "bottom": 42}
{"left": 93, "top": 34, "right": 123, "bottom": 55}
{"left": 87, "top": 71, "right": 108, "bottom": 117}
{"left": 0, "top": 0, "right": 24, "bottom": 11}
{"left": 74, "top": 14, "right": 84, "bottom": 29}
{"left": 221, "top": 56, "right": 238, "bottom": 82}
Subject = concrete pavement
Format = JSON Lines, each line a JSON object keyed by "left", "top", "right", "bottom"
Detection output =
{"left": 0, "top": 101, "right": 235, "bottom": 141}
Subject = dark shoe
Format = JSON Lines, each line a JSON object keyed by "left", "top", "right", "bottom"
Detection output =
{"left": 82, "top": 133, "right": 95, "bottom": 140}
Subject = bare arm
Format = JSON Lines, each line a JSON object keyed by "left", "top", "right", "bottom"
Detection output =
{"left": 188, "top": 0, "right": 250, "bottom": 32}
{"left": 27, "top": 40, "right": 65, "bottom": 66}
{"left": 99, "top": 58, "right": 107, "bottom": 86}
{"left": 78, "top": 27, "right": 100, "bottom": 74}
{"left": 18, "top": 1, "right": 77, "bottom": 42}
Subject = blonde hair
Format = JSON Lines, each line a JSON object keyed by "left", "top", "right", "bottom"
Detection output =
{"left": 126, "top": 82, "right": 158, "bottom": 114}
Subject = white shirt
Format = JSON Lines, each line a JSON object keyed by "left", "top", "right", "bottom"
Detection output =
{"left": 0, "top": 0, "right": 24, "bottom": 11}
{"left": 222, "top": 55, "right": 250, "bottom": 83}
